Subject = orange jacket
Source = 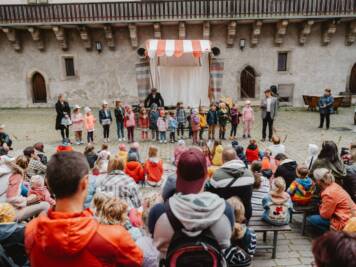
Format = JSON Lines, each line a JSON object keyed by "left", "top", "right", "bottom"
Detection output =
{"left": 25, "top": 209, "right": 143, "bottom": 267}
{"left": 125, "top": 161, "right": 145, "bottom": 183}
{"left": 320, "top": 183, "right": 356, "bottom": 231}
{"left": 144, "top": 158, "right": 163, "bottom": 183}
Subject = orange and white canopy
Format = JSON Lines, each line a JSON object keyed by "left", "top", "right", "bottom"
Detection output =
{"left": 146, "top": 39, "right": 211, "bottom": 58}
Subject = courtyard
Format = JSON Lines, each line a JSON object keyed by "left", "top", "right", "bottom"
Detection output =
{"left": 0, "top": 106, "right": 354, "bottom": 266}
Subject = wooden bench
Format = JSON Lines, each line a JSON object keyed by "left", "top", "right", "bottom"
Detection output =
{"left": 248, "top": 212, "right": 291, "bottom": 259}
{"left": 291, "top": 205, "right": 316, "bottom": 235}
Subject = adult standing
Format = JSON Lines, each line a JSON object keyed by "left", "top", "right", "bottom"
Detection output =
{"left": 55, "top": 94, "right": 71, "bottom": 144}
{"left": 144, "top": 88, "right": 164, "bottom": 108}
{"left": 99, "top": 100, "right": 112, "bottom": 143}
{"left": 260, "top": 89, "right": 278, "bottom": 142}
{"left": 114, "top": 99, "right": 125, "bottom": 141}
{"left": 318, "top": 88, "right": 334, "bottom": 130}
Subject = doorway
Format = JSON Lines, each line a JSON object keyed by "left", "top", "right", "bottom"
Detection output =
{"left": 32, "top": 72, "right": 47, "bottom": 103}
{"left": 350, "top": 63, "right": 356, "bottom": 94}
{"left": 240, "top": 66, "right": 256, "bottom": 98}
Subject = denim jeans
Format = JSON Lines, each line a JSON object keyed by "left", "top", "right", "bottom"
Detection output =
{"left": 116, "top": 121, "right": 124, "bottom": 139}
{"left": 307, "top": 215, "right": 330, "bottom": 233}
{"left": 159, "top": 131, "right": 166, "bottom": 142}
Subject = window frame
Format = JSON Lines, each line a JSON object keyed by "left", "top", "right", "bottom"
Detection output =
{"left": 277, "top": 51, "right": 289, "bottom": 72}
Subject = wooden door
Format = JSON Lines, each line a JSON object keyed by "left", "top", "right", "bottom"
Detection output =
{"left": 32, "top": 72, "right": 47, "bottom": 103}
{"left": 240, "top": 66, "right": 256, "bottom": 98}
{"left": 350, "top": 63, "right": 356, "bottom": 94}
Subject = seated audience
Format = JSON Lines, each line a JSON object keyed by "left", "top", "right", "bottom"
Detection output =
{"left": 262, "top": 177, "right": 292, "bottom": 226}
{"left": 231, "top": 141, "right": 248, "bottom": 168}
{"left": 96, "top": 144, "right": 111, "bottom": 174}
{"left": 144, "top": 146, "right": 163, "bottom": 187}
{"left": 305, "top": 144, "right": 319, "bottom": 170}
{"left": 227, "top": 196, "right": 257, "bottom": 255}
{"left": 274, "top": 153, "right": 297, "bottom": 188}
{"left": 211, "top": 141, "right": 223, "bottom": 166}
{"left": 25, "top": 151, "right": 143, "bottom": 266}
{"left": 125, "top": 153, "right": 145, "bottom": 184}
{"left": 307, "top": 168, "right": 356, "bottom": 233}
{"left": 23, "top": 146, "right": 46, "bottom": 178}
{"left": 97, "top": 157, "right": 141, "bottom": 209}
{"left": 93, "top": 195, "right": 143, "bottom": 242}
{"left": 28, "top": 175, "right": 55, "bottom": 207}
{"left": 199, "top": 140, "right": 212, "bottom": 168}
{"left": 310, "top": 140, "right": 346, "bottom": 183}
{"left": 344, "top": 149, "right": 356, "bottom": 203}
{"left": 6, "top": 156, "right": 49, "bottom": 222}
{"left": 312, "top": 231, "right": 356, "bottom": 267}
{"left": 0, "top": 203, "right": 28, "bottom": 266}
{"left": 0, "top": 125, "right": 12, "bottom": 148}
{"left": 84, "top": 144, "right": 98, "bottom": 169}
{"left": 251, "top": 161, "right": 270, "bottom": 211}
{"left": 207, "top": 147, "right": 254, "bottom": 220}
{"left": 245, "top": 139, "right": 260, "bottom": 164}
{"left": 148, "top": 148, "right": 234, "bottom": 258}
{"left": 117, "top": 143, "right": 128, "bottom": 166}
{"left": 287, "top": 164, "right": 315, "bottom": 206}
{"left": 268, "top": 135, "right": 286, "bottom": 157}
{"left": 173, "top": 139, "right": 187, "bottom": 166}
{"left": 33, "top": 142, "right": 47, "bottom": 165}
{"left": 128, "top": 142, "right": 142, "bottom": 163}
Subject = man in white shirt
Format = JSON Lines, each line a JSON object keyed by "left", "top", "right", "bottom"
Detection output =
{"left": 260, "top": 89, "right": 278, "bottom": 142}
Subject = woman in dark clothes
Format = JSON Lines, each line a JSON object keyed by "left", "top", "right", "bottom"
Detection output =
{"left": 55, "top": 94, "right": 71, "bottom": 144}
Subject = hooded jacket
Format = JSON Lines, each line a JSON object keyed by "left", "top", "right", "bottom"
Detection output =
{"left": 274, "top": 159, "right": 297, "bottom": 188}
{"left": 144, "top": 158, "right": 163, "bottom": 183}
{"left": 207, "top": 160, "right": 254, "bottom": 220}
{"left": 262, "top": 191, "right": 292, "bottom": 226}
{"left": 310, "top": 158, "right": 347, "bottom": 183}
{"left": 0, "top": 223, "right": 27, "bottom": 266}
{"left": 345, "top": 164, "right": 356, "bottom": 203}
{"left": 212, "top": 145, "right": 223, "bottom": 166}
{"left": 25, "top": 209, "right": 143, "bottom": 267}
{"left": 125, "top": 161, "right": 145, "bottom": 183}
{"left": 245, "top": 144, "right": 259, "bottom": 163}
{"left": 148, "top": 192, "right": 234, "bottom": 258}
{"left": 305, "top": 144, "right": 319, "bottom": 170}
{"left": 287, "top": 177, "right": 315, "bottom": 205}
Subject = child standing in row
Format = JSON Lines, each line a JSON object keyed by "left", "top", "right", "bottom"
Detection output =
{"left": 191, "top": 109, "right": 201, "bottom": 145}
{"left": 199, "top": 108, "right": 207, "bottom": 140}
{"left": 167, "top": 112, "right": 178, "bottom": 143}
{"left": 72, "top": 105, "right": 84, "bottom": 145}
{"left": 176, "top": 102, "right": 186, "bottom": 139}
{"left": 242, "top": 100, "right": 254, "bottom": 138}
{"left": 218, "top": 102, "right": 229, "bottom": 140}
{"left": 229, "top": 103, "right": 242, "bottom": 140}
{"left": 125, "top": 105, "right": 136, "bottom": 143}
{"left": 84, "top": 107, "right": 96, "bottom": 144}
{"left": 149, "top": 104, "right": 159, "bottom": 141}
{"left": 139, "top": 107, "right": 149, "bottom": 141}
{"left": 114, "top": 100, "right": 125, "bottom": 141}
{"left": 207, "top": 103, "right": 218, "bottom": 140}
{"left": 157, "top": 112, "right": 168, "bottom": 144}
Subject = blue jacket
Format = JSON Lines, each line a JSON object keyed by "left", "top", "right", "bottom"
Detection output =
{"left": 99, "top": 109, "right": 113, "bottom": 124}
{"left": 207, "top": 110, "right": 218, "bottom": 125}
{"left": 318, "top": 95, "right": 334, "bottom": 114}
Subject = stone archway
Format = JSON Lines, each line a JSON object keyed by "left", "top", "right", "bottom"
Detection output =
{"left": 350, "top": 63, "right": 356, "bottom": 94}
{"left": 240, "top": 66, "right": 256, "bottom": 98}
{"left": 32, "top": 72, "right": 47, "bottom": 103}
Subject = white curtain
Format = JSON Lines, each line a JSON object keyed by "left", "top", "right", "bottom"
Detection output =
{"left": 149, "top": 54, "right": 210, "bottom": 107}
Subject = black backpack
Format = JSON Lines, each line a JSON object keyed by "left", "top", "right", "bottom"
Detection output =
{"left": 161, "top": 201, "right": 227, "bottom": 267}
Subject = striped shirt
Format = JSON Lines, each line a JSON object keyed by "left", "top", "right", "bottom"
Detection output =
{"left": 251, "top": 176, "right": 270, "bottom": 211}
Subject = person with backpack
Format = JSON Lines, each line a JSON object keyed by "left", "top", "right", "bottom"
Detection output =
{"left": 25, "top": 151, "right": 143, "bottom": 267}
{"left": 148, "top": 148, "right": 236, "bottom": 265}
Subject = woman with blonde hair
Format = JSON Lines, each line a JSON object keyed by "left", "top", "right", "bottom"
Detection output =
{"left": 307, "top": 168, "right": 356, "bottom": 233}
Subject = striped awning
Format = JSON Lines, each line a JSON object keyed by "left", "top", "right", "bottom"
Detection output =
{"left": 146, "top": 39, "right": 211, "bottom": 58}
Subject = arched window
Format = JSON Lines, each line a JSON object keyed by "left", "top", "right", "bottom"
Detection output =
{"left": 240, "top": 66, "right": 256, "bottom": 98}
{"left": 32, "top": 72, "right": 47, "bottom": 103}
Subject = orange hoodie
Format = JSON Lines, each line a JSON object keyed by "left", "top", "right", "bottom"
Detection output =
{"left": 25, "top": 209, "right": 143, "bottom": 267}
{"left": 144, "top": 158, "right": 163, "bottom": 183}
{"left": 125, "top": 161, "right": 145, "bottom": 183}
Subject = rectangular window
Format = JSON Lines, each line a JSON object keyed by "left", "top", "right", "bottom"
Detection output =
{"left": 277, "top": 52, "right": 288, "bottom": 72}
{"left": 64, "top": 57, "right": 75, "bottom": 77}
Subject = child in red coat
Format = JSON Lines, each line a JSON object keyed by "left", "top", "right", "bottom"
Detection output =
{"left": 125, "top": 153, "right": 144, "bottom": 184}
{"left": 144, "top": 146, "right": 163, "bottom": 187}
{"left": 246, "top": 139, "right": 260, "bottom": 164}
{"left": 139, "top": 107, "right": 149, "bottom": 141}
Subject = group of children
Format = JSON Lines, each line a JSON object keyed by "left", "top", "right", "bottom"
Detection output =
{"left": 66, "top": 99, "right": 256, "bottom": 146}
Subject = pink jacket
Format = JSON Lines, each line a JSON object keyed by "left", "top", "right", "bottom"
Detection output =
{"left": 85, "top": 114, "right": 96, "bottom": 132}
{"left": 6, "top": 173, "right": 27, "bottom": 208}
{"left": 29, "top": 187, "right": 56, "bottom": 206}
{"left": 125, "top": 112, "right": 136, "bottom": 128}
{"left": 242, "top": 106, "right": 254, "bottom": 122}
{"left": 157, "top": 117, "right": 168, "bottom": 132}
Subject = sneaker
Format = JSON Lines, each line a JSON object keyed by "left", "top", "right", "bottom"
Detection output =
{"left": 164, "top": 140, "right": 167, "bottom": 144}
{"left": 261, "top": 138, "right": 266, "bottom": 142}
{"left": 76, "top": 141, "right": 81, "bottom": 145}
{"left": 118, "top": 138, "right": 122, "bottom": 141}
{"left": 159, "top": 140, "right": 163, "bottom": 144}
{"left": 122, "top": 138, "right": 126, "bottom": 141}
{"left": 107, "top": 138, "right": 110, "bottom": 142}
{"left": 242, "top": 135, "right": 246, "bottom": 138}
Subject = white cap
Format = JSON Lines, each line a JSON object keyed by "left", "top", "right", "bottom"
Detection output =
{"left": 74, "top": 104, "right": 80, "bottom": 110}
{"left": 102, "top": 100, "right": 108, "bottom": 105}
{"left": 245, "top": 100, "right": 251, "bottom": 105}
{"left": 84, "top": 107, "right": 91, "bottom": 113}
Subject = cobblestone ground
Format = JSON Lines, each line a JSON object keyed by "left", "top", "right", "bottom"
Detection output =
{"left": 1, "top": 107, "right": 355, "bottom": 266}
